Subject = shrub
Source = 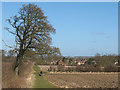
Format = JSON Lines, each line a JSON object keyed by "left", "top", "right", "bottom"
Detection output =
{"left": 104, "top": 65, "right": 118, "bottom": 72}
{"left": 2, "top": 60, "right": 33, "bottom": 88}
{"left": 57, "top": 65, "right": 65, "bottom": 72}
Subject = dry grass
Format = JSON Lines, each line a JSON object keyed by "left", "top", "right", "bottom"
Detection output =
{"left": 2, "top": 61, "right": 34, "bottom": 88}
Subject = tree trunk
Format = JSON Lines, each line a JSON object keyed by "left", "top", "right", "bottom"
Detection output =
{"left": 14, "top": 55, "right": 21, "bottom": 75}
{"left": 15, "top": 67, "right": 19, "bottom": 76}
{"left": 14, "top": 59, "right": 20, "bottom": 75}
{"left": 14, "top": 49, "right": 25, "bottom": 75}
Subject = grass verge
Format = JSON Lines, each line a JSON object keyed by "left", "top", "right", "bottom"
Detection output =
{"left": 32, "top": 65, "right": 56, "bottom": 88}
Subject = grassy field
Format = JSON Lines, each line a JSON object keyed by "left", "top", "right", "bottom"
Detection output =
{"left": 32, "top": 65, "right": 56, "bottom": 88}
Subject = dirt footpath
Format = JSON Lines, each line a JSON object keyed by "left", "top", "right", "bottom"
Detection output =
{"left": 26, "top": 70, "right": 35, "bottom": 88}
{"left": 25, "top": 62, "right": 35, "bottom": 88}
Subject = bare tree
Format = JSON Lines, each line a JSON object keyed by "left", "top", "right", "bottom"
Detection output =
{"left": 5, "top": 3, "right": 58, "bottom": 75}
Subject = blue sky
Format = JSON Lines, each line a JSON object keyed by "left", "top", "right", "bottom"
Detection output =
{"left": 2, "top": 2, "right": 118, "bottom": 56}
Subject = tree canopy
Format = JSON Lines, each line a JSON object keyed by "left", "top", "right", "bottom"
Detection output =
{"left": 5, "top": 3, "right": 61, "bottom": 74}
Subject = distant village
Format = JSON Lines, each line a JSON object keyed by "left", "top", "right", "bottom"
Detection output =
{"left": 50, "top": 58, "right": 91, "bottom": 66}
{"left": 50, "top": 57, "right": 118, "bottom": 66}
{"left": 40, "top": 56, "right": 118, "bottom": 72}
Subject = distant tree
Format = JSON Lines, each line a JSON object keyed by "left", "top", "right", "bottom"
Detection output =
{"left": 76, "top": 56, "right": 82, "bottom": 60}
{"left": 62, "top": 57, "right": 65, "bottom": 62}
{"left": 95, "top": 53, "right": 101, "bottom": 57}
{"left": 1, "top": 50, "right": 6, "bottom": 57}
{"left": 8, "top": 50, "right": 16, "bottom": 57}
{"left": 5, "top": 3, "right": 60, "bottom": 75}
{"left": 85, "top": 58, "right": 94, "bottom": 65}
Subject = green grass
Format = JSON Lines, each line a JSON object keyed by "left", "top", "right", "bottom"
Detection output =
{"left": 32, "top": 65, "right": 56, "bottom": 88}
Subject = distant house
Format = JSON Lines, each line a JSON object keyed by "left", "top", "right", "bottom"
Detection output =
{"left": 77, "top": 61, "right": 81, "bottom": 65}
{"left": 58, "top": 60, "right": 66, "bottom": 66}
{"left": 74, "top": 59, "right": 77, "bottom": 63}
{"left": 77, "top": 59, "right": 87, "bottom": 65}
{"left": 58, "top": 60, "right": 63, "bottom": 65}
{"left": 82, "top": 59, "right": 87, "bottom": 63}
{"left": 92, "top": 60, "right": 96, "bottom": 64}
{"left": 50, "top": 60, "right": 57, "bottom": 65}
{"left": 114, "top": 61, "right": 118, "bottom": 65}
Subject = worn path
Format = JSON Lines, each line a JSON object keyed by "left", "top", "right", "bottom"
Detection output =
{"left": 32, "top": 65, "right": 56, "bottom": 88}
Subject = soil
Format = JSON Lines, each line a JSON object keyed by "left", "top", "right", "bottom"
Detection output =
{"left": 45, "top": 72, "right": 119, "bottom": 88}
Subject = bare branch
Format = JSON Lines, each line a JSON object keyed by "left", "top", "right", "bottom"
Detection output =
{"left": 4, "top": 27, "right": 15, "bottom": 35}
{"left": 2, "top": 40, "right": 14, "bottom": 49}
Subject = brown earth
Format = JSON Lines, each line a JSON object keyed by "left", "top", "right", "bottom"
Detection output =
{"left": 45, "top": 72, "right": 119, "bottom": 88}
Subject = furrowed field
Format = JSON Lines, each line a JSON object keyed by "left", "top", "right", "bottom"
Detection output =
{"left": 45, "top": 72, "right": 119, "bottom": 88}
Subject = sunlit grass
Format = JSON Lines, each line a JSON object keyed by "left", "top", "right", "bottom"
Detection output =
{"left": 32, "top": 65, "right": 56, "bottom": 88}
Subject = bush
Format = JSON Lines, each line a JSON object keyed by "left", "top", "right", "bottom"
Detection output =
{"left": 2, "top": 60, "right": 34, "bottom": 88}
{"left": 48, "top": 66, "right": 57, "bottom": 72}
{"left": 104, "top": 65, "right": 118, "bottom": 72}
{"left": 57, "top": 65, "right": 65, "bottom": 72}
